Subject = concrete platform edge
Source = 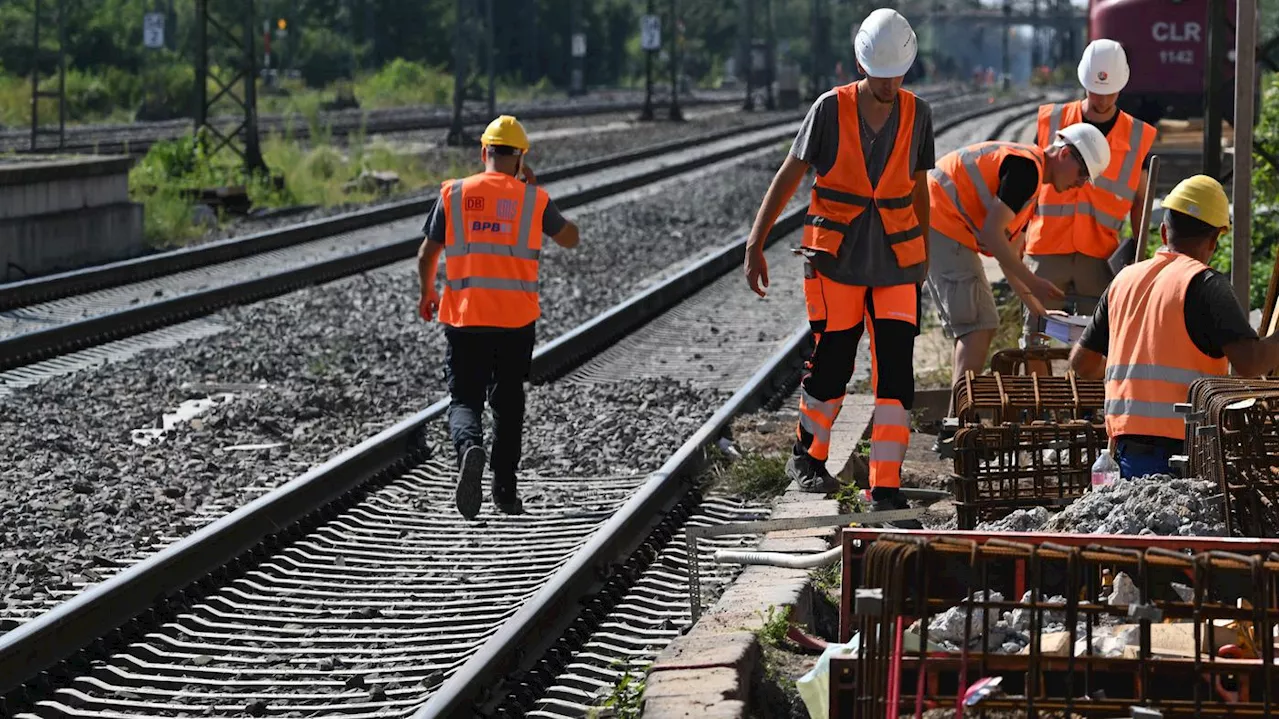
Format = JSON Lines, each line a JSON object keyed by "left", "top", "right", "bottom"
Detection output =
{"left": 639, "top": 403, "right": 864, "bottom": 718}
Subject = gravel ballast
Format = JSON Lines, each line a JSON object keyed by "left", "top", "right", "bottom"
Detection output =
{"left": 975, "top": 475, "right": 1227, "bottom": 536}
{"left": 0, "top": 151, "right": 794, "bottom": 619}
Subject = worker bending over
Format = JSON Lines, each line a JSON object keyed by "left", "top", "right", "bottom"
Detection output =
{"left": 418, "top": 115, "right": 581, "bottom": 518}
{"left": 926, "top": 120, "right": 1116, "bottom": 450}
{"left": 925, "top": 123, "right": 1109, "bottom": 453}
{"left": 1069, "top": 176, "right": 1278, "bottom": 479}
{"left": 744, "top": 9, "right": 935, "bottom": 526}
{"left": 1022, "top": 39, "right": 1157, "bottom": 343}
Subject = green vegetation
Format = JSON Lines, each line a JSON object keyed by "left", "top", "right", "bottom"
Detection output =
{"left": 129, "top": 125, "right": 466, "bottom": 246}
{"left": 705, "top": 449, "right": 791, "bottom": 500}
{"left": 755, "top": 604, "right": 792, "bottom": 649}
{"left": 810, "top": 561, "right": 841, "bottom": 597}
{"left": 589, "top": 662, "right": 648, "bottom": 719}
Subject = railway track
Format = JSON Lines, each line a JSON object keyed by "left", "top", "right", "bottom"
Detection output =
{"left": 0, "top": 89, "right": 1010, "bottom": 392}
{"left": 0, "top": 117, "right": 804, "bottom": 377}
{"left": 2, "top": 90, "right": 744, "bottom": 157}
{"left": 0, "top": 93, "right": 1051, "bottom": 719}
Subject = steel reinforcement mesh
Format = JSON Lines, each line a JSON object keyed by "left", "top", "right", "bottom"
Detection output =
{"left": 952, "top": 373, "right": 1105, "bottom": 426}
{"left": 989, "top": 347, "right": 1072, "bottom": 378}
{"left": 833, "top": 533, "right": 1280, "bottom": 719}
{"left": 951, "top": 422, "right": 1107, "bottom": 530}
{"left": 1184, "top": 378, "right": 1279, "bottom": 538}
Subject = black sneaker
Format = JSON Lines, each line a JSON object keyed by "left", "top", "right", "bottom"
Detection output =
{"left": 455, "top": 445, "right": 486, "bottom": 519}
{"left": 786, "top": 453, "right": 839, "bottom": 494}
{"left": 870, "top": 487, "right": 924, "bottom": 529}
{"left": 492, "top": 475, "right": 523, "bottom": 515}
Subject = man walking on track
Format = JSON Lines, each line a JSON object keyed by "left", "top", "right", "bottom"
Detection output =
{"left": 1022, "top": 39, "right": 1157, "bottom": 345}
{"left": 418, "top": 115, "right": 581, "bottom": 519}
{"left": 924, "top": 123, "right": 1111, "bottom": 454}
{"left": 743, "top": 8, "right": 934, "bottom": 526}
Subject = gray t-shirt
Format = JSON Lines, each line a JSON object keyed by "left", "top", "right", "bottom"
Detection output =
{"left": 790, "top": 89, "right": 936, "bottom": 286}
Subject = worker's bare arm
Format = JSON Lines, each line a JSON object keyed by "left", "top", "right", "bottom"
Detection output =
{"left": 418, "top": 237, "right": 445, "bottom": 290}
{"left": 745, "top": 155, "right": 810, "bottom": 297}
{"left": 1223, "top": 330, "right": 1280, "bottom": 378}
{"left": 977, "top": 199, "right": 1063, "bottom": 314}
{"left": 1068, "top": 342, "right": 1106, "bottom": 380}
{"left": 551, "top": 220, "right": 580, "bottom": 249}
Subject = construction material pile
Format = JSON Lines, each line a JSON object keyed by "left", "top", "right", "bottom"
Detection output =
{"left": 911, "top": 570, "right": 1212, "bottom": 657}
{"left": 975, "top": 475, "right": 1226, "bottom": 536}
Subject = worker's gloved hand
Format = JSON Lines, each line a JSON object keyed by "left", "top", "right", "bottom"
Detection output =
{"left": 419, "top": 289, "right": 438, "bottom": 321}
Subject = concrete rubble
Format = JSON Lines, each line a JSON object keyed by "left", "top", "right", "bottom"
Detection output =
{"left": 976, "top": 475, "right": 1227, "bottom": 536}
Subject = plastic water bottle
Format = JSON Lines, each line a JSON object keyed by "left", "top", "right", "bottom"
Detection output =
{"left": 1091, "top": 449, "right": 1120, "bottom": 489}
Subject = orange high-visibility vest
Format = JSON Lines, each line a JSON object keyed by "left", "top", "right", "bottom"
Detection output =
{"left": 927, "top": 142, "right": 1045, "bottom": 256}
{"left": 801, "top": 84, "right": 925, "bottom": 268}
{"left": 439, "top": 171, "right": 548, "bottom": 328}
{"left": 1026, "top": 101, "right": 1157, "bottom": 259}
{"left": 1103, "top": 248, "right": 1229, "bottom": 440}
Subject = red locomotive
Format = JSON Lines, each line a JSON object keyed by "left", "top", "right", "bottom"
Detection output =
{"left": 1089, "top": 0, "right": 1241, "bottom": 124}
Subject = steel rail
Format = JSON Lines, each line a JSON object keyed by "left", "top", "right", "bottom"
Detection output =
{"left": 0, "top": 114, "right": 800, "bottom": 311}
{"left": 4, "top": 91, "right": 744, "bottom": 156}
{"left": 0, "top": 121, "right": 803, "bottom": 373}
{"left": 0, "top": 92, "right": 1049, "bottom": 716}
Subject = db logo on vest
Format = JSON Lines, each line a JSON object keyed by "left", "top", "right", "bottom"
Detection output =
{"left": 465, "top": 197, "right": 486, "bottom": 211}
{"left": 471, "top": 220, "right": 514, "bottom": 233}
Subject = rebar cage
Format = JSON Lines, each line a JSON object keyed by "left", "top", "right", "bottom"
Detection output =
{"left": 952, "top": 422, "right": 1108, "bottom": 530}
{"left": 835, "top": 530, "right": 1279, "bottom": 719}
{"left": 989, "top": 347, "right": 1072, "bottom": 378}
{"left": 1183, "top": 378, "right": 1279, "bottom": 538}
{"left": 953, "top": 373, "right": 1105, "bottom": 426}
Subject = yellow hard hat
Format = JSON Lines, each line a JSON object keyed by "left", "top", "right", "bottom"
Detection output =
{"left": 480, "top": 115, "right": 530, "bottom": 152}
{"left": 1163, "top": 174, "right": 1230, "bottom": 229}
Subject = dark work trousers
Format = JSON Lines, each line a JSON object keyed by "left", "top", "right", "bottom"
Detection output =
{"left": 443, "top": 323, "right": 537, "bottom": 481}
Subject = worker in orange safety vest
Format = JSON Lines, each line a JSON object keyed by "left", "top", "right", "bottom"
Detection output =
{"left": 1069, "top": 175, "right": 1277, "bottom": 479}
{"left": 744, "top": 9, "right": 935, "bottom": 528}
{"left": 1022, "top": 39, "right": 1158, "bottom": 345}
{"left": 924, "top": 123, "right": 1110, "bottom": 455}
{"left": 417, "top": 115, "right": 581, "bottom": 519}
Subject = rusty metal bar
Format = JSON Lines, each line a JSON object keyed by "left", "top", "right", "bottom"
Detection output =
{"left": 834, "top": 530, "right": 1279, "bottom": 718}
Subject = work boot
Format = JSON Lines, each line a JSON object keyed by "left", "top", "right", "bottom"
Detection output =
{"left": 455, "top": 445, "right": 486, "bottom": 520}
{"left": 492, "top": 474, "right": 523, "bottom": 515}
{"left": 869, "top": 487, "right": 924, "bottom": 529}
{"left": 786, "top": 452, "right": 839, "bottom": 494}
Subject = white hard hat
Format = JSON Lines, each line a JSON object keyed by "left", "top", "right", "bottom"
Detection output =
{"left": 1056, "top": 123, "right": 1111, "bottom": 182}
{"left": 1077, "top": 39, "right": 1130, "bottom": 94}
{"left": 854, "top": 9, "right": 917, "bottom": 79}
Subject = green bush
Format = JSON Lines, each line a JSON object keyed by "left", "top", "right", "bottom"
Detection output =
{"left": 355, "top": 58, "right": 451, "bottom": 108}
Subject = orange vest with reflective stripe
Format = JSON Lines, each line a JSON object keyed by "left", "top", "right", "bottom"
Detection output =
{"left": 1103, "top": 249, "right": 1229, "bottom": 440}
{"left": 927, "top": 142, "right": 1044, "bottom": 256}
{"left": 439, "top": 171, "right": 548, "bottom": 328}
{"left": 801, "top": 85, "right": 925, "bottom": 268}
{"left": 1026, "top": 102, "right": 1157, "bottom": 259}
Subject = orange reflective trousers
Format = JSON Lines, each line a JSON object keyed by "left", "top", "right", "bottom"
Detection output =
{"left": 796, "top": 262, "right": 918, "bottom": 489}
